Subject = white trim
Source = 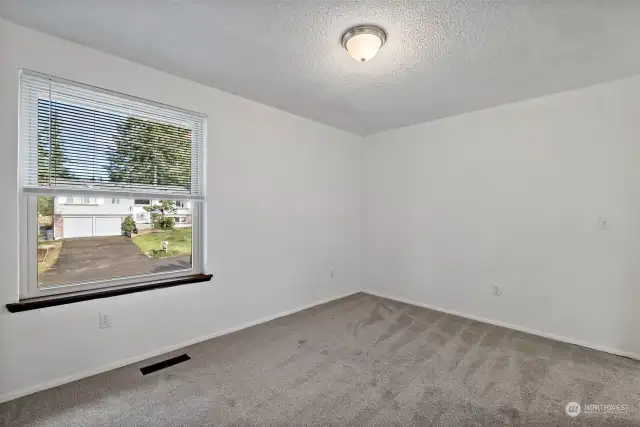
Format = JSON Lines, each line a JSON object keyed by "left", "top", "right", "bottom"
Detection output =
{"left": 24, "top": 197, "right": 39, "bottom": 297}
{"left": 200, "top": 118, "right": 208, "bottom": 273}
{"left": 21, "top": 69, "right": 208, "bottom": 118}
{"left": 22, "top": 197, "right": 202, "bottom": 299}
{"left": 19, "top": 69, "right": 207, "bottom": 200}
{"left": 19, "top": 197, "right": 34, "bottom": 299}
{"left": 363, "top": 290, "right": 640, "bottom": 361}
{"left": 23, "top": 187, "right": 205, "bottom": 202}
{"left": 191, "top": 201, "right": 203, "bottom": 275}
{"left": 27, "top": 266, "right": 195, "bottom": 299}
{"left": 60, "top": 213, "right": 128, "bottom": 218}
{"left": 0, "top": 291, "right": 360, "bottom": 404}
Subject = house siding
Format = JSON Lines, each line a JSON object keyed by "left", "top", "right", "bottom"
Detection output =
{"left": 53, "top": 198, "right": 192, "bottom": 233}
{"left": 54, "top": 197, "right": 134, "bottom": 216}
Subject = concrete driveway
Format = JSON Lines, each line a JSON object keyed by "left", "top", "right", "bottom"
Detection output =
{"left": 39, "top": 235, "right": 190, "bottom": 287}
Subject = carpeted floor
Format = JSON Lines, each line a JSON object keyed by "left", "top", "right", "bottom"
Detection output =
{"left": 1, "top": 293, "right": 639, "bottom": 426}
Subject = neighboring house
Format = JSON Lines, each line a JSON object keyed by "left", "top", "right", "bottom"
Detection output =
{"left": 131, "top": 199, "right": 192, "bottom": 230}
{"left": 53, "top": 197, "right": 192, "bottom": 239}
{"left": 54, "top": 196, "right": 132, "bottom": 239}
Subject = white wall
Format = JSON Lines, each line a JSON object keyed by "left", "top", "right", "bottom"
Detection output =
{"left": 0, "top": 18, "right": 362, "bottom": 401}
{"left": 3, "top": 14, "right": 639, "bottom": 404}
{"left": 363, "top": 74, "right": 640, "bottom": 358}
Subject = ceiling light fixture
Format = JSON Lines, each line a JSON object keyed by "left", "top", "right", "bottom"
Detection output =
{"left": 341, "top": 25, "right": 386, "bottom": 63}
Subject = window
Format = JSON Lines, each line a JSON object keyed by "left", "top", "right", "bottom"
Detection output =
{"left": 101, "top": 197, "right": 119, "bottom": 205}
{"left": 20, "top": 70, "right": 206, "bottom": 299}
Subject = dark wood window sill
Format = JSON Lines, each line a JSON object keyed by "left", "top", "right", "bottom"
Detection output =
{"left": 6, "top": 274, "right": 213, "bottom": 313}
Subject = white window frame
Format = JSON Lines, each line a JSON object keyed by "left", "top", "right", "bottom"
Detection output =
{"left": 18, "top": 71, "right": 207, "bottom": 300}
{"left": 20, "top": 197, "right": 204, "bottom": 299}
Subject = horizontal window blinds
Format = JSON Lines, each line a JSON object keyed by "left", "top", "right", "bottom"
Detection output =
{"left": 20, "top": 70, "right": 206, "bottom": 200}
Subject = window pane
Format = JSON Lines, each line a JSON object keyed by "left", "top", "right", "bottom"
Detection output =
{"left": 22, "top": 71, "right": 204, "bottom": 200}
{"left": 37, "top": 196, "right": 193, "bottom": 289}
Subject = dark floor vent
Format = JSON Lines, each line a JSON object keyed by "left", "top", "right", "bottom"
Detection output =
{"left": 140, "top": 354, "right": 191, "bottom": 375}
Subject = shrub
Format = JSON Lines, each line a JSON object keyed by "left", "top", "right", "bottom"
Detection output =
{"left": 121, "top": 216, "right": 138, "bottom": 237}
{"left": 144, "top": 200, "right": 177, "bottom": 230}
{"left": 152, "top": 215, "right": 175, "bottom": 230}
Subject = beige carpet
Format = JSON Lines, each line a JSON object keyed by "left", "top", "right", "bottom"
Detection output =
{"left": 1, "top": 293, "right": 638, "bottom": 426}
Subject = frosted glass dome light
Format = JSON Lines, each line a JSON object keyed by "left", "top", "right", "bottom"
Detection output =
{"left": 342, "top": 25, "right": 386, "bottom": 62}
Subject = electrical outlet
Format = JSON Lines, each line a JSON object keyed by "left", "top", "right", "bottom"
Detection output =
{"left": 99, "top": 312, "right": 111, "bottom": 329}
{"left": 492, "top": 285, "right": 502, "bottom": 297}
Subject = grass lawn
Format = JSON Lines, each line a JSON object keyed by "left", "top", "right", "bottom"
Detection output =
{"left": 132, "top": 227, "right": 192, "bottom": 258}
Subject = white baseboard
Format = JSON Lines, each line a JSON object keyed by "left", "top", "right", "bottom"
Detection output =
{"left": 363, "top": 290, "right": 640, "bottom": 361}
{"left": 0, "top": 290, "right": 360, "bottom": 404}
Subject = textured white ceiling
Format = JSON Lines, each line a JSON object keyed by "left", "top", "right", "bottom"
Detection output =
{"left": 1, "top": 1, "right": 640, "bottom": 135}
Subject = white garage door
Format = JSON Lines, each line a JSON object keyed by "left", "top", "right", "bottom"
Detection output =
{"left": 63, "top": 217, "right": 93, "bottom": 238}
{"left": 95, "top": 217, "right": 121, "bottom": 237}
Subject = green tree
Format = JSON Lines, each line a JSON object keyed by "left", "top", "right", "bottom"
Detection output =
{"left": 38, "top": 110, "right": 71, "bottom": 184}
{"left": 144, "top": 200, "right": 177, "bottom": 230}
{"left": 106, "top": 117, "right": 191, "bottom": 189}
{"left": 37, "top": 196, "right": 54, "bottom": 216}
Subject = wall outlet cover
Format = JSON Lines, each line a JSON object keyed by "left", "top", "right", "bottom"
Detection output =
{"left": 99, "top": 313, "right": 111, "bottom": 329}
